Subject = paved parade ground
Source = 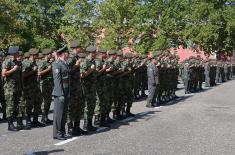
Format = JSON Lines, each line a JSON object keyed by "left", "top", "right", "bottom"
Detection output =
{"left": 0, "top": 80, "right": 235, "bottom": 155}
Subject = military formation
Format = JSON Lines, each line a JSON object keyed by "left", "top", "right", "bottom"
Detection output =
{"left": 0, "top": 41, "right": 234, "bottom": 140}
{"left": 181, "top": 56, "right": 234, "bottom": 94}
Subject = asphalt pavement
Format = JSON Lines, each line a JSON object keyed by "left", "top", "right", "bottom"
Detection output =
{"left": 0, "top": 80, "right": 235, "bottom": 155}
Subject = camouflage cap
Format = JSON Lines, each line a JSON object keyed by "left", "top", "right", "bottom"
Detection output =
{"left": 123, "top": 52, "right": 132, "bottom": 58}
{"left": 140, "top": 54, "right": 147, "bottom": 59}
{"left": 97, "top": 48, "right": 107, "bottom": 53}
{"left": 8, "top": 46, "right": 19, "bottom": 55}
{"left": 29, "top": 48, "right": 39, "bottom": 55}
{"left": 24, "top": 52, "right": 30, "bottom": 58}
{"left": 77, "top": 53, "right": 87, "bottom": 58}
{"left": 86, "top": 45, "right": 96, "bottom": 53}
{"left": 116, "top": 51, "right": 123, "bottom": 56}
{"left": 18, "top": 51, "right": 23, "bottom": 56}
{"left": 70, "top": 39, "right": 81, "bottom": 48}
{"left": 108, "top": 50, "right": 117, "bottom": 55}
{"left": 38, "top": 53, "right": 44, "bottom": 59}
{"left": 42, "top": 48, "right": 53, "bottom": 55}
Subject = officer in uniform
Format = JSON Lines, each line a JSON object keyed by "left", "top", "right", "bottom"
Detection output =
{"left": 2, "top": 46, "right": 21, "bottom": 131}
{"left": 146, "top": 53, "right": 160, "bottom": 108}
{"left": 52, "top": 46, "right": 70, "bottom": 140}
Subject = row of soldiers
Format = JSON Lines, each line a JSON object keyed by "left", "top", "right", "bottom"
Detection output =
{"left": 181, "top": 56, "right": 234, "bottom": 94}
{"left": 0, "top": 40, "right": 154, "bottom": 139}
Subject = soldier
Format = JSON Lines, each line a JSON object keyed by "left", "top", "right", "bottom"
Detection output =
{"left": 37, "top": 49, "right": 53, "bottom": 125}
{"left": 95, "top": 48, "right": 110, "bottom": 127}
{"left": 204, "top": 61, "right": 211, "bottom": 87}
{"left": 146, "top": 54, "right": 159, "bottom": 108}
{"left": 183, "top": 62, "right": 190, "bottom": 94}
{"left": 1, "top": 46, "right": 21, "bottom": 131}
{"left": 52, "top": 46, "right": 70, "bottom": 140}
{"left": 0, "top": 50, "right": 6, "bottom": 120}
{"left": 66, "top": 40, "right": 87, "bottom": 136}
{"left": 80, "top": 46, "right": 97, "bottom": 132}
{"left": 22, "top": 48, "right": 44, "bottom": 128}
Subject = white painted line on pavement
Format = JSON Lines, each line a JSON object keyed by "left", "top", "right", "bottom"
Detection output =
{"left": 54, "top": 137, "right": 78, "bottom": 146}
{"left": 154, "top": 106, "right": 162, "bottom": 109}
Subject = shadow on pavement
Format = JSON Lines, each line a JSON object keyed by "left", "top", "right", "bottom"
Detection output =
{"left": 24, "top": 149, "right": 64, "bottom": 155}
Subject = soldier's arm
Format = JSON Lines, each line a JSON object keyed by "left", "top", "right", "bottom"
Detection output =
{"left": 2, "top": 66, "right": 18, "bottom": 77}
{"left": 38, "top": 65, "right": 52, "bottom": 76}
{"left": 22, "top": 69, "right": 37, "bottom": 78}
{"left": 80, "top": 64, "right": 95, "bottom": 78}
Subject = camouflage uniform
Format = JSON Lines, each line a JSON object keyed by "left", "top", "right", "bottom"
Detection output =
{"left": 0, "top": 56, "right": 6, "bottom": 120}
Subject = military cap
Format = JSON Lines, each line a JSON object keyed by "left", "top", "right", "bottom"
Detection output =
{"left": 8, "top": 46, "right": 19, "bottom": 55}
{"left": 38, "top": 53, "right": 44, "bottom": 59}
{"left": 124, "top": 52, "right": 132, "bottom": 58}
{"left": 117, "top": 51, "right": 123, "bottom": 56}
{"left": 42, "top": 48, "right": 52, "bottom": 55}
{"left": 24, "top": 52, "right": 30, "bottom": 58}
{"left": 70, "top": 40, "right": 81, "bottom": 48}
{"left": 18, "top": 51, "right": 23, "bottom": 56}
{"left": 108, "top": 50, "right": 117, "bottom": 55}
{"left": 29, "top": 48, "right": 39, "bottom": 55}
{"left": 98, "top": 48, "right": 107, "bottom": 53}
{"left": 56, "top": 45, "right": 68, "bottom": 54}
{"left": 86, "top": 45, "right": 96, "bottom": 53}
{"left": 77, "top": 53, "right": 87, "bottom": 58}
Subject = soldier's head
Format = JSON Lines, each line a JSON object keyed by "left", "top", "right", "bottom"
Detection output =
{"left": 42, "top": 48, "right": 53, "bottom": 61}
{"left": 29, "top": 48, "right": 39, "bottom": 60}
{"left": 86, "top": 45, "right": 96, "bottom": 60}
{"left": 56, "top": 45, "right": 69, "bottom": 61}
{"left": 8, "top": 46, "right": 20, "bottom": 60}
{"left": 108, "top": 50, "right": 117, "bottom": 60}
{"left": 17, "top": 51, "right": 23, "bottom": 61}
{"left": 116, "top": 50, "right": 123, "bottom": 60}
{"left": 70, "top": 39, "right": 83, "bottom": 53}
{"left": 97, "top": 48, "right": 107, "bottom": 59}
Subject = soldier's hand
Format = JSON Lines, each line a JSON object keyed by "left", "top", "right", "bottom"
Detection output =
{"left": 13, "top": 65, "right": 19, "bottom": 71}
{"left": 91, "top": 64, "right": 95, "bottom": 70}
{"left": 75, "top": 59, "right": 81, "bottom": 66}
{"left": 33, "top": 66, "right": 38, "bottom": 71}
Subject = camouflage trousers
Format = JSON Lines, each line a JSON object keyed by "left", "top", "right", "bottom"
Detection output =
{"left": 40, "top": 79, "right": 53, "bottom": 116}
{"left": 123, "top": 76, "right": 134, "bottom": 110}
{"left": 105, "top": 77, "right": 114, "bottom": 113}
{"left": 67, "top": 79, "right": 84, "bottom": 125}
{"left": 95, "top": 76, "right": 108, "bottom": 116}
{"left": 82, "top": 80, "right": 96, "bottom": 120}
{"left": 23, "top": 81, "right": 42, "bottom": 117}
{"left": 4, "top": 82, "right": 20, "bottom": 118}
{"left": 0, "top": 81, "right": 6, "bottom": 116}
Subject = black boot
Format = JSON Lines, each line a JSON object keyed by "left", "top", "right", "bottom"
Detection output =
{"left": 17, "top": 117, "right": 26, "bottom": 130}
{"left": 100, "top": 115, "right": 110, "bottom": 127}
{"left": 8, "top": 117, "right": 18, "bottom": 131}
{"left": 41, "top": 114, "right": 47, "bottom": 125}
{"left": 94, "top": 114, "right": 100, "bottom": 126}
{"left": 67, "top": 122, "right": 73, "bottom": 138}
{"left": 126, "top": 107, "right": 135, "bottom": 117}
{"left": 31, "top": 115, "right": 45, "bottom": 128}
{"left": 106, "top": 113, "right": 115, "bottom": 124}
{"left": 115, "top": 111, "right": 126, "bottom": 120}
{"left": 74, "top": 121, "right": 88, "bottom": 135}
{"left": 86, "top": 119, "right": 97, "bottom": 132}
{"left": 54, "top": 131, "right": 66, "bottom": 140}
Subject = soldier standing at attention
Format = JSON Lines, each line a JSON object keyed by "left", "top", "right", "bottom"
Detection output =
{"left": 204, "top": 61, "right": 210, "bottom": 87}
{"left": 183, "top": 62, "right": 190, "bottom": 94}
{"left": 0, "top": 50, "right": 6, "bottom": 121}
{"left": 52, "top": 46, "right": 70, "bottom": 140}
{"left": 66, "top": 40, "right": 87, "bottom": 136}
{"left": 80, "top": 46, "right": 97, "bottom": 132}
{"left": 37, "top": 49, "right": 53, "bottom": 125}
{"left": 2, "top": 46, "right": 21, "bottom": 131}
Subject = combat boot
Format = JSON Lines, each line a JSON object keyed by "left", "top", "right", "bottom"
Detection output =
{"left": 8, "top": 117, "right": 18, "bottom": 131}
{"left": 17, "top": 117, "right": 26, "bottom": 130}
{"left": 86, "top": 119, "right": 97, "bottom": 132}
{"left": 31, "top": 115, "right": 46, "bottom": 128}
{"left": 74, "top": 121, "right": 88, "bottom": 135}
{"left": 126, "top": 107, "right": 135, "bottom": 117}
{"left": 106, "top": 112, "right": 115, "bottom": 124}
{"left": 115, "top": 111, "right": 126, "bottom": 120}
{"left": 67, "top": 123, "right": 73, "bottom": 138}
{"left": 94, "top": 114, "right": 100, "bottom": 126}
{"left": 100, "top": 115, "right": 110, "bottom": 127}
